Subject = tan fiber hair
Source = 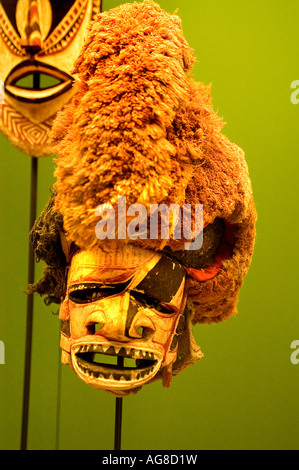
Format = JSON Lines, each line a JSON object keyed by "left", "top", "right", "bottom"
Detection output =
{"left": 43, "top": 0, "right": 256, "bottom": 325}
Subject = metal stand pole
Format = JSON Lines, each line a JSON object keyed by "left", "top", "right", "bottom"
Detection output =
{"left": 114, "top": 356, "right": 124, "bottom": 450}
{"left": 114, "top": 398, "right": 123, "bottom": 450}
{"left": 20, "top": 155, "right": 38, "bottom": 450}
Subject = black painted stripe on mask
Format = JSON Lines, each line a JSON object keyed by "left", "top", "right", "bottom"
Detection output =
{"left": 125, "top": 297, "right": 140, "bottom": 338}
{"left": 61, "top": 319, "right": 70, "bottom": 337}
{"left": 133, "top": 255, "right": 185, "bottom": 304}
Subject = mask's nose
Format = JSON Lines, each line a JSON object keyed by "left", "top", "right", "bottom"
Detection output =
{"left": 85, "top": 293, "right": 155, "bottom": 342}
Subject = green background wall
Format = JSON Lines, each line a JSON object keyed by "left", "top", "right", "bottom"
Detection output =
{"left": 0, "top": 0, "right": 298, "bottom": 450}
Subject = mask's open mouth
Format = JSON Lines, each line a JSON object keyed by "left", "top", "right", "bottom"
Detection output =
{"left": 71, "top": 342, "right": 163, "bottom": 390}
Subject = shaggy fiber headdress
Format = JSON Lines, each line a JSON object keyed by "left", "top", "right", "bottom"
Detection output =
{"left": 30, "top": 0, "right": 256, "bottom": 325}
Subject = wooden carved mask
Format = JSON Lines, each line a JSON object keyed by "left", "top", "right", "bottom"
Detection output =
{"left": 0, "top": 0, "right": 101, "bottom": 156}
{"left": 58, "top": 244, "right": 194, "bottom": 396}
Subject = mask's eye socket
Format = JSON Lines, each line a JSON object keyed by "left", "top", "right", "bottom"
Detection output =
{"left": 130, "top": 291, "right": 178, "bottom": 315}
{"left": 69, "top": 284, "right": 114, "bottom": 304}
{"left": 69, "top": 279, "right": 131, "bottom": 304}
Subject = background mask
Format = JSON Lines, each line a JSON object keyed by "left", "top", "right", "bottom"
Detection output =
{"left": 0, "top": 0, "right": 101, "bottom": 156}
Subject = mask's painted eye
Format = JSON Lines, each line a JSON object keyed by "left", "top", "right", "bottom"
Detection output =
{"left": 130, "top": 291, "right": 178, "bottom": 314}
{"left": 69, "top": 285, "right": 113, "bottom": 304}
{"left": 69, "top": 279, "right": 132, "bottom": 304}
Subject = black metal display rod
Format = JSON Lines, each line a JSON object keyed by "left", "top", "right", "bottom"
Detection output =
{"left": 114, "top": 397, "right": 123, "bottom": 450}
{"left": 20, "top": 72, "right": 39, "bottom": 450}
{"left": 20, "top": 155, "right": 38, "bottom": 450}
{"left": 114, "top": 357, "right": 124, "bottom": 450}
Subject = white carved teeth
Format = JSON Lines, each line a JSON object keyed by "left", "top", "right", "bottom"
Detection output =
{"left": 76, "top": 358, "right": 157, "bottom": 382}
{"left": 73, "top": 342, "right": 160, "bottom": 385}
{"left": 74, "top": 343, "right": 158, "bottom": 362}
{"left": 101, "top": 344, "right": 110, "bottom": 354}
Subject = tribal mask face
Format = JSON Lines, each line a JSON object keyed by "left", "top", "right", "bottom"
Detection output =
{"left": 0, "top": 0, "right": 101, "bottom": 156}
{"left": 59, "top": 244, "right": 189, "bottom": 396}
